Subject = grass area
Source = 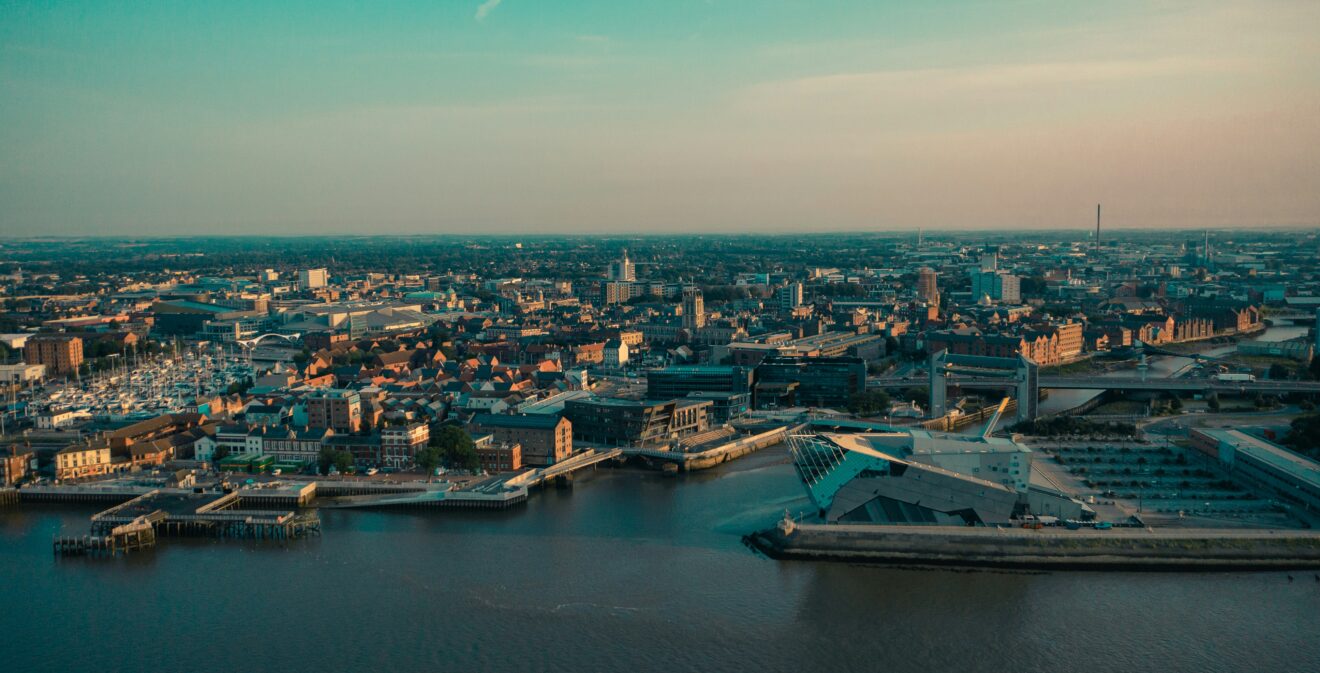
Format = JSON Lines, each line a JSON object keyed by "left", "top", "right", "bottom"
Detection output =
{"left": 1223, "top": 354, "right": 1301, "bottom": 369}
{"left": 1041, "top": 359, "right": 1105, "bottom": 375}
{"left": 1087, "top": 400, "right": 1149, "bottom": 415}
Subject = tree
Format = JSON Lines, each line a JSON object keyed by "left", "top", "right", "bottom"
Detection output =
{"left": 1285, "top": 413, "right": 1320, "bottom": 459}
{"left": 903, "top": 387, "right": 930, "bottom": 408}
{"left": 416, "top": 447, "right": 442, "bottom": 474}
{"left": 847, "top": 390, "right": 891, "bottom": 417}
{"left": 430, "top": 425, "right": 480, "bottom": 472}
{"left": 426, "top": 323, "right": 451, "bottom": 342}
{"left": 213, "top": 445, "right": 230, "bottom": 462}
{"left": 1268, "top": 363, "right": 1291, "bottom": 381}
{"left": 333, "top": 450, "right": 355, "bottom": 474}
{"left": 318, "top": 446, "right": 355, "bottom": 474}
{"left": 1206, "top": 393, "right": 1221, "bottom": 411}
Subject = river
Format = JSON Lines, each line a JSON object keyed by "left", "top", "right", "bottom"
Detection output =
{"left": 3, "top": 448, "right": 1319, "bottom": 673}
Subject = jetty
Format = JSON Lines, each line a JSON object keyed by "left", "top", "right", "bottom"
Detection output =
{"left": 54, "top": 516, "right": 157, "bottom": 557}
{"left": 89, "top": 489, "right": 320, "bottom": 540}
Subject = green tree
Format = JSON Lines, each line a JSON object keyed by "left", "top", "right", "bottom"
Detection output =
{"left": 333, "top": 450, "right": 355, "bottom": 473}
{"left": 426, "top": 323, "right": 451, "bottom": 342}
{"left": 318, "top": 446, "right": 354, "bottom": 474}
{"left": 212, "top": 445, "right": 230, "bottom": 462}
{"left": 1285, "top": 413, "right": 1320, "bottom": 459}
{"left": 847, "top": 390, "right": 891, "bottom": 417}
{"left": 318, "top": 446, "right": 336, "bottom": 474}
{"left": 903, "top": 387, "right": 930, "bottom": 408}
{"left": 416, "top": 446, "right": 442, "bottom": 474}
{"left": 1206, "top": 393, "right": 1221, "bottom": 411}
{"left": 430, "top": 425, "right": 480, "bottom": 472}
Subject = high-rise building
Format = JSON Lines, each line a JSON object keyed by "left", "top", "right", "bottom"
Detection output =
{"left": 776, "top": 282, "right": 804, "bottom": 313}
{"left": 23, "top": 335, "right": 84, "bottom": 376}
{"left": 602, "top": 280, "right": 649, "bottom": 305}
{"left": 258, "top": 269, "right": 279, "bottom": 283}
{"left": 299, "top": 268, "right": 328, "bottom": 289}
{"left": 682, "top": 288, "right": 706, "bottom": 330}
{"left": 916, "top": 267, "right": 939, "bottom": 304}
{"left": 980, "top": 246, "right": 999, "bottom": 273}
{"left": 607, "top": 249, "right": 636, "bottom": 282}
{"left": 306, "top": 389, "right": 361, "bottom": 433}
{"left": 970, "top": 271, "right": 1020, "bottom": 304}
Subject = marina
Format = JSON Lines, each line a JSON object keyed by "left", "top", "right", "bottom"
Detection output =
{"left": 12, "top": 344, "right": 257, "bottom": 425}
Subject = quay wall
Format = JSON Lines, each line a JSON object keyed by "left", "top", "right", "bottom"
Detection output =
{"left": 747, "top": 524, "right": 1320, "bottom": 571}
{"left": 620, "top": 424, "right": 801, "bottom": 470}
{"left": 681, "top": 424, "right": 803, "bottom": 471}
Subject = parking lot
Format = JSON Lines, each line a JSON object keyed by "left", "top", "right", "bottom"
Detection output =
{"left": 1030, "top": 440, "right": 1303, "bottom": 529}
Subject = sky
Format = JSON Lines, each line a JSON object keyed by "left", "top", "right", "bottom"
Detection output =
{"left": 1, "top": 0, "right": 1318, "bottom": 237}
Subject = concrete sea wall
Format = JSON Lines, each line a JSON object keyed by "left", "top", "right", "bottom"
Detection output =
{"left": 747, "top": 523, "right": 1320, "bottom": 571}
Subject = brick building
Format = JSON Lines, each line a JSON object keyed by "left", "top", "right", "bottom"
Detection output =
{"left": 468, "top": 414, "right": 572, "bottom": 466}
{"left": 24, "top": 334, "right": 84, "bottom": 376}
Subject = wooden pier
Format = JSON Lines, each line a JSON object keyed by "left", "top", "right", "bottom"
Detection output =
{"left": 53, "top": 489, "right": 325, "bottom": 555}
{"left": 54, "top": 516, "right": 157, "bottom": 557}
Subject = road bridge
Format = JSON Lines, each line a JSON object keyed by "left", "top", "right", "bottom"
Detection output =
{"left": 871, "top": 375, "right": 1320, "bottom": 395}
{"left": 511, "top": 448, "right": 623, "bottom": 488}
{"left": 1264, "top": 311, "right": 1317, "bottom": 324}
{"left": 927, "top": 351, "right": 1038, "bottom": 423}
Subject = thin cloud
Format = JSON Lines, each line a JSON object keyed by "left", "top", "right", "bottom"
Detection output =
{"left": 745, "top": 58, "right": 1255, "bottom": 100}
{"left": 475, "top": 0, "right": 502, "bottom": 22}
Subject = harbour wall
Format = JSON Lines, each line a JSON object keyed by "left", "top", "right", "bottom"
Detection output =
{"left": 747, "top": 523, "right": 1320, "bottom": 571}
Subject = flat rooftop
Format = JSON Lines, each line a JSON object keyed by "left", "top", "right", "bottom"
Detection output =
{"left": 1201, "top": 428, "right": 1320, "bottom": 489}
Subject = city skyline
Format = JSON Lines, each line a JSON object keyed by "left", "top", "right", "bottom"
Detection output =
{"left": 3, "top": 1, "right": 1319, "bottom": 236}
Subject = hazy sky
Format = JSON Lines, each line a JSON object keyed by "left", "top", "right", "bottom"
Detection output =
{"left": 2, "top": 1, "right": 1318, "bottom": 236}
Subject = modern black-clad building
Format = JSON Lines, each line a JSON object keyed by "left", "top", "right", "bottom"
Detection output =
{"left": 753, "top": 356, "right": 866, "bottom": 410}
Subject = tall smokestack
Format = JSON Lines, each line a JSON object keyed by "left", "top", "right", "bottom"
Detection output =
{"left": 1095, "top": 204, "right": 1101, "bottom": 249}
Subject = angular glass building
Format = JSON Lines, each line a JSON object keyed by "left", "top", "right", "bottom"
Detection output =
{"left": 790, "top": 429, "right": 1089, "bottom": 525}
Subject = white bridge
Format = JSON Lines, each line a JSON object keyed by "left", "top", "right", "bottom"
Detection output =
{"left": 235, "top": 333, "right": 302, "bottom": 349}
